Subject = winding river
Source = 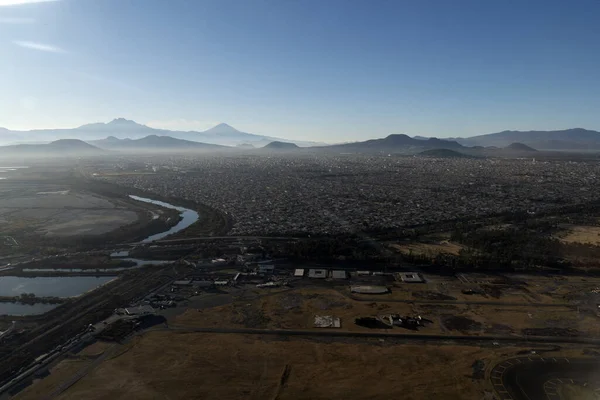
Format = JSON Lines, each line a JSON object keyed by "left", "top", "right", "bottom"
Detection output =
{"left": 1, "top": 196, "right": 198, "bottom": 315}
{"left": 129, "top": 195, "right": 200, "bottom": 242}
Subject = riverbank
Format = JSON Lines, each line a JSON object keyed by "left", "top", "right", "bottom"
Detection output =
{"left": 0, "top": 295, "right": 65, "bottom": 305}
{"left": 77, "top": 177, "right": 232, "bottom": 239}
{"left": 129, "top": 195, "right": 200, "bottom": 242}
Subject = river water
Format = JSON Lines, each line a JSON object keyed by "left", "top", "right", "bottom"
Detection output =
{"left": 23, "top": 258, "right": 172, "bottom": 273}
{"left": 0, "top": 302, "right": 58, "bottom": 316}
{"left": 0, "top": 276, "right": 115, "bottom": 298}
{"left": 129, "top": 195, "right": 199, "bottom": 242}
{"left": 2, "top": 196, "right": 193, "bottom": 315}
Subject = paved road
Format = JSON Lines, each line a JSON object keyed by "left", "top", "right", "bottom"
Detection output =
{"left": 491, "top": 357, "right": 600, "bottom": 400}
{"left": 346, "top": 293, "right": 572, "bottom": 308}
{"left": 161, "top": 325, "right": 600, "bottom": 346}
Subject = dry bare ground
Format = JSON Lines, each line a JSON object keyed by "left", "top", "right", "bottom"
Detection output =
{"left": 171, "top": 286, "right": 600, "bottom": 339}
{"left": 390, "top": 241, "right": 464, "bottom": 256}
{"left": 37, "top": 332, "right": 529, "bottom": 400}
{"left": 558, "top": 226, "right": 600, "bottom": 246}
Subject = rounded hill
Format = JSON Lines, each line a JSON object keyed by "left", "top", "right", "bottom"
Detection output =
{"left": 263, "top": 141, "right": 299, "bottom": 150}
{"left": 417, "top": 148, "right": 472, "bottom": 158}
{"left": 505, "top": 142, "right": 538, "bottom": 152}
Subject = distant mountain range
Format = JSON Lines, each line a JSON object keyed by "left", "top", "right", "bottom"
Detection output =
{"left": 417, "top": 148, "right": 474, "bottom": 158}
{"left": 318, "top": 134, "right": 464, "bottom": 153}
{"left": 0, "top": 139, "right": 103, "bottom": 157}
{"left": 2, "top": 119, "right": 600, "bottom": 154}
{"left": 504, "top": 142, "right": 538, "bottom": 152}
{"left": 90, "top": 135, "right": 227, "bottom": 152}
{"left": 452, "top": 128, "right": 600, "bottom": 150}
{"left": 0, "top": 118, "right": 321, "bottom": 147}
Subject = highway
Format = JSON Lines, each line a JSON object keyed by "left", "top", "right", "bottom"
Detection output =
{"left": 0, "top": 312, "right": 139, "bottom": 399}
{"left": 0, "top": 322, "right": 15, "bottom": 340}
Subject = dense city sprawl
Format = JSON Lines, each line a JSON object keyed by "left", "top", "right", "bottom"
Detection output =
{"left": 95, "top": 154, "right": 600, "bottom": 235}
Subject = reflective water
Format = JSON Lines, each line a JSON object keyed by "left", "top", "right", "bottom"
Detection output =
{"left": 129, "top": 195, "right": 199, "bottom": 242}
{"left": 22, "top": 259, "right": 172, "bottom": 273}
{"left": 0, "top": 276, "right": 115, "bottom": 297}
{"left": 0, "top": 302, "right": 58, "bottom": 316}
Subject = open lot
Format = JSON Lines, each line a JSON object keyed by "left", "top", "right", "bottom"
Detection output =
{"left": 15, "top": 357, "right": 91, "bottom": 400}
{"left": 13, "top": 331, "right": 564, "bottom": 400}
{"left": 176, "top": 287, "right": 414, "bottom": 331}
{"left": 390, "top": 241, "right": 465, "bottom": 256}
{"left": 0, "top": 184, "right": 138, "bottom": 239}
{"left": 349, "top": 273, "right": 600, "bottom": 306}
{"left": 172, "top": 284, "right": 600, "bottom": 338}
{"left": 558, "top": 225, "right": 600, "bottom": 246}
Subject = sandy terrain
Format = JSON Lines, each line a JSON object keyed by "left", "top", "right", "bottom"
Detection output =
{"left": 390, "top": 241, "right": 464, "bottom": 256}
{"left": 558, "top": 225, "right": 600, "bottom": 246}
{"left": 20, "top": 332, "right": 538, "bottom": 400}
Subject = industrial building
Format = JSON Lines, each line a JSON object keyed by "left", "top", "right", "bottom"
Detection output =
{"left": 308, "top": 269, "right": 328, "bottom": 279}
{"left": 258, "top": 264, "right": 275, "bottom": 274}
{"left": 192, "top": 280, "right": 214, "bottom": 289}
{"left": 172, "top": 280, "right": 193, "bottom": 286}
{"left": 124, "top": 305, "right": 155, "bottom": 316}
{"left": 398, "top": 272, "right": 425, "bottom": 283}
{"left": 331, "top": 270, "right": 347, "bottom": 279}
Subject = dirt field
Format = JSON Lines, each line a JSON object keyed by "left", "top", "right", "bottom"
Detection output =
{"left": 390, "top": 241, "right": 464, "bottom": 256}
{"left": 352, "top": 273, "right": 579, "bottom": 305}
{"left": 558, "top": 225, "right": 600, "bottom": 246}
{"left": 0, "top": 186, "right": 138, "bottom": 238}
{"left": 172, "top": 286, "right": 600, "bottom": 338}
{"left": 16, "top": 358, "right": 91, "bottom": 400}
{"left": 175, "top": 288, "right": 421, "bottom": 332}
{"left": 17, "top": 331, "right": 549, "bottom": 400}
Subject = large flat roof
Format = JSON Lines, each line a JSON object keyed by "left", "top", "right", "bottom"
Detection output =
{"left": 350, "top": 285, "right": 389, "bottom": 294}
{"left": 331, "top": 270, "right": 347, "bottom": 279}
{"left": 398, "top": 272, "right": 424, "bottom": 283}
{"left": 308, "top": 269, "right": 328, "bottom": 278}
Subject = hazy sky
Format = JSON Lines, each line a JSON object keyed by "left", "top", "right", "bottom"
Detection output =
{"left": 1, "top": 0, "right": 599, "bottom": 141}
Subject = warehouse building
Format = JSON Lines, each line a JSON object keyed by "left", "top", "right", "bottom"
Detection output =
{"left": 258, "top": 264, "right": 275, "bottom": 274}
{"left": 399, "top": 272, "right": 425, "bottom": 283}
{"left": 308, "top": 269, "right": 328, "bottom": 279}
{"left": 124, "top": 305, "right": 155, "bottom": 316}
{"left": 331, "top": 270, "right": 347, "bottom": 279}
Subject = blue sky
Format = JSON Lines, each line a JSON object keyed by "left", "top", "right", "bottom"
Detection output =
{"left": 1, "top": 0, "right": 599, "bottom": 141}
